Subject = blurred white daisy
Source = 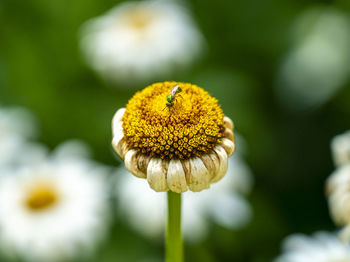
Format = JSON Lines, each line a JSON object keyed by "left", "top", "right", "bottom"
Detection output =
{"left": 0, "top": 141, "right": 111, "bottom": 262}
{"left": 274, "top": 232, "right": 350, "bottom": 262}
{"left": 276, "top": 7, "right": 350, "bottom": 111}
{"left": 115, "top": 153, "right": 253, "bottom": 242}
{"left": 331, "top": 131, "right": 350, "bottom": 167}
{"left": 80, "top": 0, "right": 205, "bottom": 86}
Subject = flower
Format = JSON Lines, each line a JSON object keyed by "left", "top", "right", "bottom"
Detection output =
{"left": 115, "top": 153, "right": 253, "bottom": 242}
{"left": 274, "top": 231, "right": 350, "bottom": 262}
{"left": 112, "top": 81, "right": 235, "bottom": 193}
{"left": 276, "top": 7, "right": 350, "bottom": 111}
{"left": 0, "top": 141, "right": 111, "bottom": 262}
{"left": 331, "top": 131, "right": 350, "bottom": 167}
{"left": 80, "top": 0, "right": 205, "bottom": 85}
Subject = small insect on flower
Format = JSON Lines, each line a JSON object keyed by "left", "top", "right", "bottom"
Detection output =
{"left": 164, "top": 84, "right": 182, "bottom": 110}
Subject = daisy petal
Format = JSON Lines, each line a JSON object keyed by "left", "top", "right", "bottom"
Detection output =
{"left": 124, "top": 150, "right": 147, "bottom": 178}
{"left": 147, "top": 158, "right": 169, "bottom": 192}
{"left": 221, "top": 138, "right": 235, "bottom": 157}
{"left": 223, "top": 116, "right": 234, "bottom": 130}
{"left": 112, "top": 108, "right": 125, "bottom": 136}
{"left": 199, "top": 153, "right": 220, "bottom": 181}
{"left": 223, "top": 127, "right": 234, "bottom": 142}
{"left": 183, "top": 158, "right": 210, "bottom": 192}
{"left": 211, "top": 146, "right": 228, "bottom": 183}
{"left": 167, "top": 160, "right": 188, "bottom": 193}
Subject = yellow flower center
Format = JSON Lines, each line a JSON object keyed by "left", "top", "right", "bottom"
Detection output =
{"left": 123, "top": 82, "right": 225, "bottom": 160}
{"left": 124, "top": 6, "right": 155, "bottom": 30}
{"left": 24, "top": 183, "right": 58, "bottom": 212}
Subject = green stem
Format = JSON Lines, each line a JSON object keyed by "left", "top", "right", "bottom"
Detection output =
{"left": 166, "top": 191, "right": 183, "bottom": 262}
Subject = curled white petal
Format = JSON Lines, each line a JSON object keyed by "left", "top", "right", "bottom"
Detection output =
{"left": 221, "top": 138, "right": 235, "bottom": 157}
{"left": 211, "top": 146, "right": 228, "bottom": 183}
{"left": 147, "top": 158, "right": 168, "bottom": 192}
{"left": 199, "top": 154, "right": 220, "bottom": 181}
{"left": 124, "top": 150, "right": 146, "bottom": 178}
{"left": 112, "top": 108, "right": 125, "bottom": 136}
{"left": 223, "top": 127, "right": 234, "bottom": 142}
{"left": 183, "top": 158, "right": 210, "bottom": 192}
{"left": 223, "top": 116, "right": 234, "bottom": 130}
{"left": 112, "top": 136, "right": 124, "bottom": 159}
{"left": 167, "top": 160, "right": 187, "bottom": 193}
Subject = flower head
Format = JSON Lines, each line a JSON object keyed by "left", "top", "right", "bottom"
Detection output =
{"left": 112, "top": 81, "right": 235, "bottom": 193}
{"left": 0, "top": 141, "right": 111, "bottom": 262}
{"left": 80, "top": 0, "right": 205, "bottom": 85}
{"left": 275, "top": 232, "right": 350, "bottom": 262}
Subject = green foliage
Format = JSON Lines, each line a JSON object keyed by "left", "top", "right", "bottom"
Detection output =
{"left": 1, "top": 0, "right": 350, "bottom": 261}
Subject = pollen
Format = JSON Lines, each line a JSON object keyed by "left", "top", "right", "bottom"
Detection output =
{"left": 24, "top": 183, "right": 58, "bottom": 212}
{"left": 122, "top": 82, "right": 225, "bottom": 160}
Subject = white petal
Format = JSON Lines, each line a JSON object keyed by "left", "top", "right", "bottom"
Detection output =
{"left": 112, "top": 133, "right": 124, "bottom": 159}
{"left": 223, "top": 127, "right": 234, "bottom": 142}
{"left": 112, "top": 120, "right": 123, "bottom": 137}
{"left": 111, "top": 108, "right": 127, "bottom": 159}
{"left": 112, "top": 108, "right": 125, "bottom": 124}
{"left": 200, "top": 153, "right": 220, "bottom": 181}
{"left": 112, "top": 108, "right": 125, "bottom": 136}
{"left": 124, "top": 150, "right": 146, "bottom": 178}
{"left": 183, "top": 158, "right": 210, "bottom": 192}
{"left": 223, "top": 116, "right": 234, "bottom": 130}
{"left": 167, "top": 160, "right": 188, "bottom": 193}
{"left": 147, "top": 158, "right": 168, "bottom": 192}
{"left": 211, "top": 146, "right": 228, "bottom": 183}
{"left": 221, "top": 138, "right": 235, "bottom": 157}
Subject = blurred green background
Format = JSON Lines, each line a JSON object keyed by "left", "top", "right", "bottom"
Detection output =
{"left": 1, "top": 0, "right": 350, "bottom": 261}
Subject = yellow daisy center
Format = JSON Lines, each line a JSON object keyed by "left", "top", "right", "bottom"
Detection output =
{"left": 124, "top": 7, "right": 155, "bottom": 30}
{"left": 24, "top": 183, "right": 58, "bottom": 212}
{"left": 122, "top": 82, "right": 225, "bottom": 160}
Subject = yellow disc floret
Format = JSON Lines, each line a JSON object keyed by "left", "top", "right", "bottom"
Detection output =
{"left": 122, "top": 82, "right": 225, "bottom": 160}
{"left": 24, "top": 183, "right": 58, "bottom": 212}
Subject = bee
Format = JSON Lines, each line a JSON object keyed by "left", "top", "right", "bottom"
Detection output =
{"left": 163, "top": 84, "right": 182, "bottom": 110}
